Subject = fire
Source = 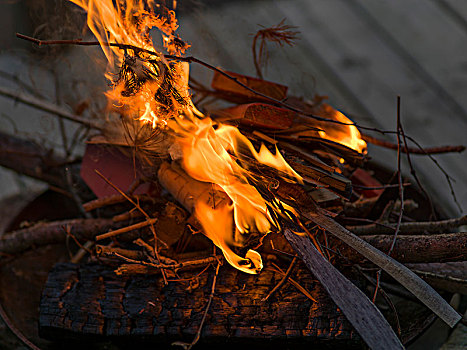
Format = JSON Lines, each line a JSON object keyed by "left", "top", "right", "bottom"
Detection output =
{"left": 70, "top": 0, "right": 365, "bottom": 273}
{"left": 315, "top": 103, "right": 367, "bottom": 154}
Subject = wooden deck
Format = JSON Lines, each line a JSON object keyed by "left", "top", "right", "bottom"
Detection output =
{"left": 177, "top": 0, "right": 467, "bottom": 215}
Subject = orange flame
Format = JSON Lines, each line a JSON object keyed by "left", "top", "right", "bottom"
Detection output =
{"left": 315, "top": 103, "right": 367, "bottom": 153}
{"left": 70, "top": 0, "right": 364, "bottom": 273}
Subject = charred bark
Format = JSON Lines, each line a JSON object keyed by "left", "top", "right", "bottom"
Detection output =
{"left": 39, "top": 262, "right": 364, "bottom": 348}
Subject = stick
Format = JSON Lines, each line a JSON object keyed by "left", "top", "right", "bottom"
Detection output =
{"left": 284, "top": 229, "right": 404, "bottom": 350}
{"left": 0, "top": 85, "right": 101, "bottom": 129}
{"left": 82, "top": 194, "right": 157, "bottom": 212}
{"left": 262, "top": 257, "right": 298, "bottom": 302}
{"left": 347, "top": 215, "right": 467, "bottom": 235}
{"left": 373, "top": 96, "right": 405, "bottom": 302}
{"left": 94, "top": 170, "right": 168, "bottom": 284}
{"left": 351, "top": 233, "right": 467, "bottom": 263}
{"left": 362, "top": 133, "right": 465, "bottom": 154}
{"left": 0, "top": 218, "right": 116, "bottom": 254}
{"left": 173, "top": 262, "right": 221, "bottom": 350}
{"left": 95, "top": 218, "right": 157, "bottom": 241}
{"left": 304, "top": 209, "right": 461, "bottom": 327}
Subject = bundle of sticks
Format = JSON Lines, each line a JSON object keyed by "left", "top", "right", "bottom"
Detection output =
{"left": 0, "top": 28, "right": 466, "bottom": 350}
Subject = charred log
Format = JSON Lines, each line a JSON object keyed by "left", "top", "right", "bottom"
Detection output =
{"left": 39, "top": 262, "right": 364, "bottom": 348}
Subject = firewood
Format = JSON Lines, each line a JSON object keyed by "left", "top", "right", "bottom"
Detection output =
{"left": 157, "top": 162, "right": 229, "bottom": 213}
{"left": 348, "top": 215, "right": 467, "bottom": 235}
{"left": 39, "top": 262, "right": 363, "bottom": 346}
{"left": 287, "top": 160, "right": 352, "bottom": 198}
{"left": 0, "top": 218, "right": 117, "bottom": 254}
{"left": 405, "top": 262, "right": 467, "bottom": 294}
{"left": 284, "top": 229, "right": 403, "bottom": 350}
{"left": 211, "top": 70, "right": 288, "bottom": 102}
{"left": 340, "top": 233, "right": 467, "bottom": 264}
{"left": 212, "top": 103, "right": 295, "bottom": 130}
{"left": 303, "top": 209, "right": 461, "bottom": 328}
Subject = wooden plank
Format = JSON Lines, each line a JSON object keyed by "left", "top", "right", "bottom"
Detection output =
{"left": 178, "top": 2, "right": 376, "bottom": 124}
{"left": 273, "top": 0, "right": 467, "bottom": 214}
{"left": 350, "top": 0, "right": 467, "bottom": 119}
{"left": 284, "top": 229, "right": 404, "bottom": 350}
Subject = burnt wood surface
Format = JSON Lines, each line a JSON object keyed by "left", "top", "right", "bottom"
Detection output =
{"left": 39, "top": 262, "right": 364, "bottom": 349}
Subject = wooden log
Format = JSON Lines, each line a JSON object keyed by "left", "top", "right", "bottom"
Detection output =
{"left": 39, "top": 262, "right": 364, "bottom": 347}
{"left": 0, "top": 218, "right": 117, "bottom": 254}
{"left": 338, "top": 233, "right": 467, "bottom": 264}
{"left": 347, "top": 215, "right": 467, "bottom": 235}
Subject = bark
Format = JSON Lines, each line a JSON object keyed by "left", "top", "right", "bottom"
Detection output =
{"left": 38, "top": 262, "right": 363, "bottom": 347}
{"left": 347, "top": 215, "right": 467, "bottom": 235}
{"left": 340, "top": 233, "right": 467, "bottom": 264}
{"left": 0, "top": 218, "right": 116, "bottom": 254}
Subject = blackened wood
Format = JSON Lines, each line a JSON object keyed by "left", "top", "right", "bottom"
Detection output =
{"left": 39, "top": 262, "right": 363, "bottom": 348}
{"left": 284, "top": 229, "right": 403, "bottom": 350}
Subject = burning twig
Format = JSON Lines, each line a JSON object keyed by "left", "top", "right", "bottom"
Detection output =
{"left": 95, "top": 218, "right": 158, "bottom": 241}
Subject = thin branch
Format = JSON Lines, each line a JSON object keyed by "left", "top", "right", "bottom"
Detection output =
{"left": 262, "top": 256, "right": 298, "bottom": 302}
{"left": 96, "top": 218, "right": 157, "bottom": 241}
{"left": 347, "top": 215, "right": 467, "bottom": 235}
{"left": 374, "top": 96, "right": 405, "bottom": 302}
{"left": 0, "top": 85, "right": 100, "bottom": 129}
{"left": 14, "top": 33, "right": 394, "bottom": 133}
{"left": 172, "top": 262, "right": 221, "bottom": 350}
{"left": 362, "top": 133, "right": 465, "bottom": 155}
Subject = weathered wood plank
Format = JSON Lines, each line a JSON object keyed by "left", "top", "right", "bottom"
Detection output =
{"left": 352, "top": 0, "right": 467, "bottom": 117}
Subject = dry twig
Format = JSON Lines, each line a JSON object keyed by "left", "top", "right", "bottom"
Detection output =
{"left": 252, "top": 19, "right": 299, "bottom": 79}
{"left": 362, "top": 133, "right": 465, "bottom": 155}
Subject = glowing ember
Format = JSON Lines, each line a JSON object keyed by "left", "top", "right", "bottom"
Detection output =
{"left": 70, "top": 0, "right": 365, "bottom": 273}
